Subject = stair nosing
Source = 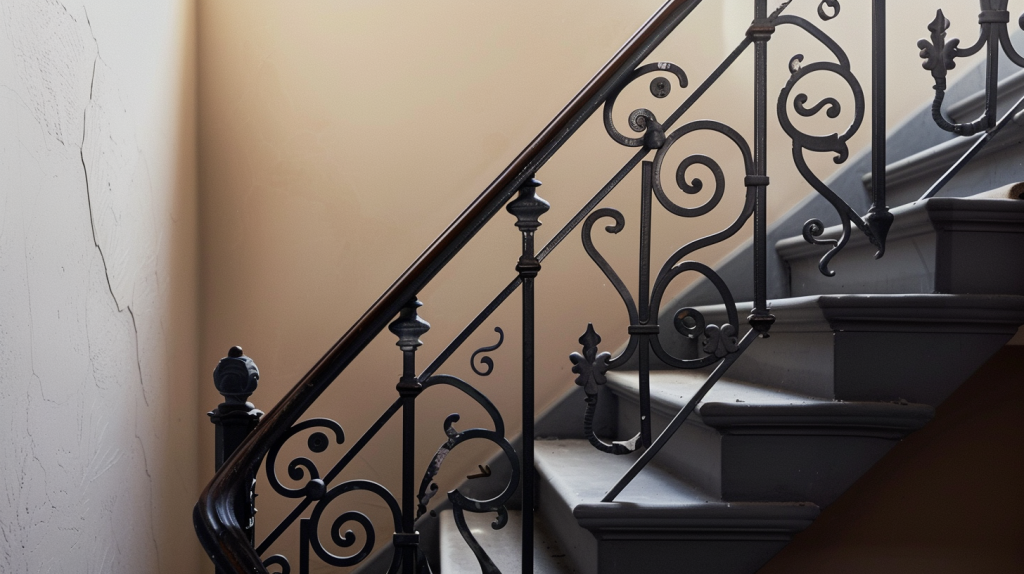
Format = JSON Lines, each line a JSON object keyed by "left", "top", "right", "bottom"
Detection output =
{"left": 775, "top": 196, "right": 1024, "bottom": 260}
{"left": 686, "top": 294, "right": 1024, "bottom": 334}
{"left": 606, "top": 371, "right": 934, "bottom": 437}
{"left": 535, "top": 439, "right": 820, "bottom": 532}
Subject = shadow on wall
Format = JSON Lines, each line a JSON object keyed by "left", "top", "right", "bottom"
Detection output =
{"left": 759, "top": 346, "right": 1024, "bottom": 574}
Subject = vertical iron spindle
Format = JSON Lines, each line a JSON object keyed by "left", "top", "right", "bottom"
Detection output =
{"left": 389, "top": 300, "right": 431, "bottom": 574}
{"left": 507, "top": 177, "right": 549, "bottom": 574}
{"left": 747, "top": 0, "right": 776, "bottom": 335}
{"left": 866, "top": 0, "right": 894, "bottom": 253}
{"left": 637, "top": 162, "right": 654, "bottom": 448}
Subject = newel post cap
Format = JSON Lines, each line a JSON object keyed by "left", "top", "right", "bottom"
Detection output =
{"left": 213, "top": 346, "right": 260, "bottom": 405}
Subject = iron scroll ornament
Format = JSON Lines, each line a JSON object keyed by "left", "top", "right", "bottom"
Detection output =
{"left": 915, "top": 2, "right": 1024, "bottom": 200}
{"left": 264, "top": 418, "right": 346, "bottom": 500}
{"left": 469, "top": 327, "right": 504, "bottom": 377}
{"left": 571, "top": 119, "right": 754, "bottom": 455}
{"left": 415, "top": 375, "right": 520, "bottom": 574}
{"left": 773, "top": 14, "right": 893, "bottom": 275}
{"left": 918, "top": 1, "right": 1024, "bottom": 137}
{"left": 603, "top": 61, "right": 688, "bottom": 149}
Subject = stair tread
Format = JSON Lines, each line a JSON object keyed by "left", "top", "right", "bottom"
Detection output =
{"left": 439, "top": 509, "right": 578, "bottom": 574}
{"left": 605, "top": 370, "right": 935, "bottom": 429}
{"left": 688, "top": 293, "right": 1024, "bottom": 331}
{"left": 535, "top": 439, "right": 819, "bottom": 525}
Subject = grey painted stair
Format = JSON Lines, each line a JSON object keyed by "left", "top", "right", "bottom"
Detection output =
{"left": 439, "top": 510, "right": 577, "bottom": 574}
{"left": 433, "top": 42, "right": 1024, "bottom": 574}
{"left": 777, "top": 197, "right": 1024, "bottom": 297}
{"left": 535, "top": 439, "right": 818, "bottom": 574}
{"left": 862, "top": 70, "right": 1024, "bottom": 207}
{"left": 606, "top": 371, "right": 933, "bottom": 506}
{"left": 658, "top": 294, "right": 1024, "bottom": 405}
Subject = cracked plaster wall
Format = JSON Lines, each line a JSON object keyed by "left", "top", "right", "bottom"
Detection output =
{"left": 0, "top": 1, "right": 198, "bottom": 572}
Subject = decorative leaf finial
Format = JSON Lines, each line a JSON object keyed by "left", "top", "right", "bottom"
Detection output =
{"left": 569, "top": 324, "right": 612, "bottom": 396}
{"left": 918, "top": 10, "right": 959, "bottom": 84}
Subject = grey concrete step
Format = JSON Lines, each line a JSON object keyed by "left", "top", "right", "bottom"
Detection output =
{"left": 535, "top": 439, "right": 818, "bottom": 574}
{"left": 652, "top": 294, "right": 1024, "bottom": 405}
{"left": 861, "top": 70, "right": 1024, "bottom": 207}
{"left": 439, "top": 509, "right": 577, "bottom": 574}
{"left": 776, "top": 197, "right": 1024, "bottom": 297}
{"left": 605, "top": 370, "right": 932, "bottom": 506}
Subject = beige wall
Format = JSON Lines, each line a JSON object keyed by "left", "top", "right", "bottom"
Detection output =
{"left": 196, "top": 0, "right": 981, "bottom": 568}
{"left": 0, "top": 0, "right": 199, "bottom": 572}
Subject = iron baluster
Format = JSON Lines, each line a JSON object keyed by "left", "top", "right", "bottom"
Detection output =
{"left": 208, "top": 345, "right": 263, "bottom": 573}
{"left": 917, "top": 0, "right": 1024, "bottom": 199}
{"left": 866, "top": 0, "right": 894, "bottom": 253}
{"left": 506, "top": 177, "right": 549, "bottom": 574}
{"left": 389, "top": 300, "right": 431, "bottom": 574}
{"left": 748, "top": 0, "right": 776, "bottom": 334}
{"left": 636, "top": 161, "right": 654, "bottom": 448}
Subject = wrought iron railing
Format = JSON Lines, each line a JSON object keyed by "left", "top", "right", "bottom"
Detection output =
{"left": 194, "top": 1, "right": 1024, "bottom": 572}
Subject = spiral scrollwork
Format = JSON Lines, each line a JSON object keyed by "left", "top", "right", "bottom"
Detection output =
{"left": 412, "top": 375, "right": 520, "bottom": 573}
{"left": 470, "top": 327, "right": 504, "bottom": 377}
{"left": 262, "top": 555, "right": 291, "bottom": 574}
{"left": 817, "top": 0, "right": 840, "bottom": 21}
{"left": 265, "top": 418, "right": 345, "bottom": 500}
{"left": 306, "top": 480, "right": 402, "bottom": 569}
{"left": 773, "top": 15, "right": 883, "bottom": 275}
{"left": 604, "top": 62, "right": 688, "bottom": 148}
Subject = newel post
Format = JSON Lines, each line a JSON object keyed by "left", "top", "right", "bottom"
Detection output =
{"left": 208, "top": 345, "right": 264, "bottom": 561}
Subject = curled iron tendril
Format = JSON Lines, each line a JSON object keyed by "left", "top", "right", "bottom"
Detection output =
{"left": 470, "top": 327, "right": 504, "bottom": 377}
{"left": 262, "top": 555, "right": 290, "bottom": 574}
{"left": 413, "top": 375, "right": 519, "bottom": 573}
{"left": 305, "top": 480, "right": 402, "bottom": 570}
{"left": 265, "top": 418, "right": 345, "bottom": 500}
{"left": 775, "top": 15, "right": 883, "bottom": 275}
{"left": 604, "top": 62, "right": 688, "bottom": 148}
{"left": 794, "top": 93, "right": 840, "bottom": 119}
{"left": 818, "top": 0, "right": 840, "bottom": 21}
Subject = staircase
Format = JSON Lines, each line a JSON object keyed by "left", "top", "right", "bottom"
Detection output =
{"left": 195, "top": 1, "right": 1024, "bottom": 573}
{"left": 437, "top": 214, "right": 1024, "bottom": 573}
{"left": 433, "top": 53, "right": 1024, "bottom": 574}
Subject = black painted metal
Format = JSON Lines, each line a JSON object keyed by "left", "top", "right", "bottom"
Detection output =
{"left": 506, "top": 177, "right": 548, "bottom": 574}
{"left": 390, "top": 300, "right": 428, "bottom": 574}
{"left": 866, "top": 0, "right": 894, "bottom": 257}
{"left": 208, "top": 346, "right": 263, "bottom": 574}
{"left": 197, "top": 2, "right": 1024, "bottom": 572}
{"left": 918, "top": 1, "right": 1024, "bottom": 199}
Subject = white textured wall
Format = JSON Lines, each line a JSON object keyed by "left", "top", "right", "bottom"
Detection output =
{"left": 0, "top": 1, "right": 198, "bottom": 572}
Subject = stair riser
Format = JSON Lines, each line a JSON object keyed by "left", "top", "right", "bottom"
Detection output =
{"left": 595, "top": 536, "right": 792, "bottom": 574}
{"left": 883, "top": 136, "right": 1024, "bottom": 208}
{"left": 725, "top": 328, "right": 1011, "bottom": 404}
{"left": 538, "top": 463, "right": 599, "bottom": 574}
{"left": 616, "top": 393, "right": 907, "bottom": 506}
{"left": 613, "top": 393, "right": 722, "bottom": 497}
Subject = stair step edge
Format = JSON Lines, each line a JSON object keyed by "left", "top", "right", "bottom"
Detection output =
{"left": 775, "top": 196, "right": 1024, "bottom": 261}
{"left": 606, "top": 371, "right": 934, "bottom": 435}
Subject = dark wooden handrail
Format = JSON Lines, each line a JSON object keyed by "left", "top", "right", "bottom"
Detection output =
{"left": 193, "top": 1, "right": 702, "bottom": 571}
